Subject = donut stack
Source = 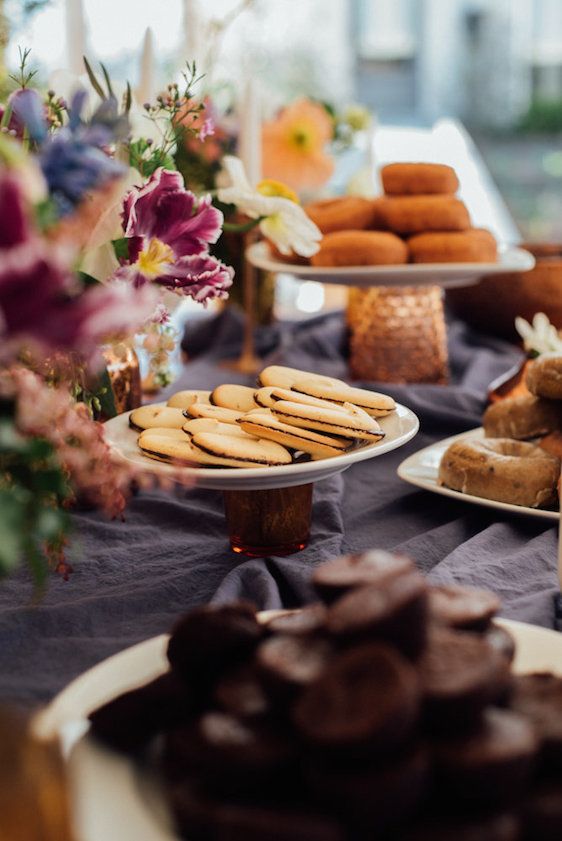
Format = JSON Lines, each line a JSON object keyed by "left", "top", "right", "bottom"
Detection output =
{"left": 88, "top": 549, "right": 562, "bottom": 840}
{"left": 270, "top": 162, "right": 498, "bottom": 267}
{"left": 439, "top": 354, "right": 562, "bottom": 508}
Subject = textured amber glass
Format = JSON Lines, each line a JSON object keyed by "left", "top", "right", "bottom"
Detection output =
{"left": 348, "top": 285, "right": 448, "bottom": 384}
{"left": 223, "top": 483, "right": 313, "bottom": 557}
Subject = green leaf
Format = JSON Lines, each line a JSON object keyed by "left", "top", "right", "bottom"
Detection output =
{"left": 83, "top": 56, "right": 106, "bottom": 100}
{"left": 0, "top": 489, "right": 26, "bottom": 575}
{"left": 77, "top": 270, "right": 101, "bottom": 288}
{"left": 111, "top": 237, "right": 130, "bottom": 261}
{"left": 93, "top": 368, "right": 118, "bottom": 419}
{"left": 35, "top": 506, "right": 69, "bottom": 542}
{"left": 100, "top": 62, "right": 115, "bottom": 99}
{"left": 124, "top": 81, "right": 132, "bottom": 114}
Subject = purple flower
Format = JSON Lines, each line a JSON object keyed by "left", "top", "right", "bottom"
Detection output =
{"left": 113, "top": 167, "right": 233, "bottom": 303}
{"left": 7, "top": 88, "right": 47, "bottom": 142}
{"left": 0, "top": 173, "right": 157, "bottom": 363}
{"left": 199, "top": 117, "right": 215, "bottom": 142}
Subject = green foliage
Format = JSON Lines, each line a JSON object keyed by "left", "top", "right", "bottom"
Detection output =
{"left": 519, "top": 99, "right": 562, "bottom": 134}
{"left": 0, "top": 417, "right": 71, "bottom": 586}
{"left": 128, "top": 139, "right": 176, "bottom": 178}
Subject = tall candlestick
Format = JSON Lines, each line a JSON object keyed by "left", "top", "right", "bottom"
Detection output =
{"left": 182, "top": 0, "right": 199, "bottom": 67}
{"left": 137, "top": 27, "right": 156, "bottom": 105}
{"left": 238, "top": 77, "right": 262, "bottom": 187}
{"left": 65, "top": 0, "right": 87, "bottom": 76}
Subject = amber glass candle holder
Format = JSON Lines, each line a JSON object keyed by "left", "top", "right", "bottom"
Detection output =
{"left": 222, "top": 483, "right": 313, "bottom": 557}
{"left": 348, "top": 285, "right": 448, "bottom": 384}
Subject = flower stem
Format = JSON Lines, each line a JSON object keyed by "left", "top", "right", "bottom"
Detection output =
{"left": 222, "top": 217, "right": 262, "bottom": 234}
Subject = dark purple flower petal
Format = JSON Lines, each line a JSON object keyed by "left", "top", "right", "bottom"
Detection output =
{"left": 0, "top": 175, "right": 30, "bottom": 248}
{"left": 8, "top": 88, "right": 47, "bottom": 143}
{"left": 158, "top": 252, "right": 234, "bottom": 302}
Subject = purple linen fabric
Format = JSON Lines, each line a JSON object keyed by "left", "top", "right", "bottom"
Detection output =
{"left": 1, "top": 309, "right": 558, "bottom": 706}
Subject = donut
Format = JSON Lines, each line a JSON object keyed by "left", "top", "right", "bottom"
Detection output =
{"left": 381, "top": 163, "right": 459, "bottom": 196}
{"left": 378, "top": 196, "right": 470, "bottom": 235}
{"left": 525, "top": 354, "right": 562, "bottom": 399}
{"left": 483, "top": 394, "right": 562, "bottom": 440}
{"left": 304, "top": 196, "right": 380, "bottom": 234}
{"left": 407, "top": 229, "right": 497, "bottom": 264}
{"left": 438, "top": 438, "right": 560, "bottom": 508}
{"left": 310, "top": 230, "right": 408, "bottom": 267}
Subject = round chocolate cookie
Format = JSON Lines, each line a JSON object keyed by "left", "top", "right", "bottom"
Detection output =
{"left": 89, "top": 671, "right": 192, "bottom": 754}
{"left": 263, "top": 604, "right": 328, "bottom": 636}
{"left": 256, "top": 634, "right": 333, "bottom": 698}
{"left": 312, "top": 549, "right": 415, "bottom": 604}
{"left": 419, "top": 628, "right": 511, "bottom": 730}
{"left": 510, "top": 672, "right": 562, "bottom": 771}
{"left": 167, "top": 602, "right": 262, "bottom": 687}
{"left": 306, "top": 744, "right": 429, "bottom": 833}
{"left": 326, "top": 570, "right": 428, "bottom": 659}
{"left": 293, "top": 643, "right": 420, "bottom": 755}
{"left": 432, "top": 707, "right": 538, "bottom": 806}
{"left": 401, "top": 811, "right": 520, "bottom": 841}
{"left": 213, "top": 664, "right": 270, "bottom": 720}
{"left": 429, "top": 584, "right": 501, "bottom": 632}
{"left": 164, "top": 711, "right": 297, "bottom": 796}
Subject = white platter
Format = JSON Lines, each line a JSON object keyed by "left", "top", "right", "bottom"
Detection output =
{"left": 397, "top": 427, "right": 559, "bottom": 521}
{"left": 104, "top": 402, "right": 419, "bottom": 490}
{"left": 35, "top": 617, "right": 562, "bottom": 841}
{"left": 246, "top": 241, "right": 535, "bottom": 288}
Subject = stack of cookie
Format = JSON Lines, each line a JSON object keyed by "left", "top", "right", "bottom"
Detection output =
{"left": 129, "top": 365, "right": 396, "bottom": 469}
{"left": 269, "top": 162, "right": 498, "bottom": 268}
{"left": 439, "top": 353, "right": 562, "bottom": 508}
{"left": 89, "top": 549, "right": 562, "bottom": 840}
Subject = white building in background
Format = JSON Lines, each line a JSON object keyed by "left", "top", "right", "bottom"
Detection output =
{"left": 353, "top": 0, "right": 562, "bottom": 128}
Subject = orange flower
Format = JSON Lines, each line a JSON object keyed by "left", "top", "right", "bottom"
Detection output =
{"left": 261, "top": 98, "right": 335, "bottom": 192}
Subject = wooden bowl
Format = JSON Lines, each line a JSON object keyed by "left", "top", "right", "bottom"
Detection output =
{"left": 446, "top": 243, "right": 562, "bottom": 340}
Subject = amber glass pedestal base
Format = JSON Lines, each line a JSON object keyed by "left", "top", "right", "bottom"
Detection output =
{"left": 223, "top": 483, "right": 313, "bottom": 557}
{"left": 347, "top": 285, "right": 449, "bottom": 384}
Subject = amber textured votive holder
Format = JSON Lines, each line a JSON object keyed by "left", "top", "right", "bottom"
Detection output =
{"left": 347, "top": 285, "right": 449, "bottom": 384}
{"left": 222, "top": 483, "right": 313, "bottom": 557}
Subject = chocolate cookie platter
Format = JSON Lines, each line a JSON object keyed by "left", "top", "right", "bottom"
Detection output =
{"left": 85, "top": 550, "right": 562, "bottom": 841}
{"left": 103, "top": 365, "right": 419, "bottom": 490}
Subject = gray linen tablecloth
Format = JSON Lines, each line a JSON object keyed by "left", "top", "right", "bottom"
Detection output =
{"left": 0, "top": 310, "right": 558, "bottom": 706}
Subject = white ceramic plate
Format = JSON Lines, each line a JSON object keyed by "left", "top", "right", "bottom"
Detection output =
{"left": 246, "top": 241, "right": 535, "bottom": 288}
{"left": 397, "top": 427, "right": 559, "bottom": 521}
{"left": 104, "top": 402, "right": 419, "bottom": 490}
{"left": 35, "top": 617, "right": 562, "bottom": 841}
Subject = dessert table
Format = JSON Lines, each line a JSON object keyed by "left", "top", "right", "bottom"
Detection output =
{"left": 0, "top": 308, "right": 559, "bottom": 706}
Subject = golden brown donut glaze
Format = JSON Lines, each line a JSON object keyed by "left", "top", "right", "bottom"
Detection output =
{"left": 438, "top": 437, "right": 560, "bottom": 508}
{"left": 407, "top": 229, "right": 497, "bottom": 264}
{"left": 381, "top": 163, "right": 459, "bottom": 196}
{"left": 525, "top": 354, "right": 562, "bottom": 400}
{"left": 378, "top": 195, "right": 470, "bottom": 235}
{"left": 310, "top": 230, "right": 408, "bottom": 267}
{"left": 304, "top": 197, "right": 380, "bottom": 234}
{"left": 483, "top": 394, "right": 562, "bottom": 440}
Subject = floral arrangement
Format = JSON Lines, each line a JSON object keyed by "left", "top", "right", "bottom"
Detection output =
{"left": 0, "top": 51, "right": 232, "bottom": 584}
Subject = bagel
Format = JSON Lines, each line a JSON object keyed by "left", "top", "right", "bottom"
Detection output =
{"left": 438, "top": 438, "right": 560, "bottom": 508}
{"left": 407, "top": 229, "right": 497, "bottom": 264}
{"left": 310, "top": 230, "right": 408, "bottom": 267}
{"left": 378, "top": 195, "right": 470, "bottom": 235}
{"left": 304, "top": 196, "right": 380, "bottom": 234}
{"left": 381, "top": 163, "right": 459, "bottom": 196}
{"left": 525, "top": 354, "right": 562, "bottom": 400}
{"left": 483, "top": 394, "right": 562, "bottom": 440}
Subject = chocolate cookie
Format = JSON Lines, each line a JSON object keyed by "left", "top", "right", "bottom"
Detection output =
{"left": 429, "top": 584, "right": 501, "bottom": 632}
{"left": 89, "top": 671, "right": 192, "bottom": 754}
{"left": 213, "top": 664, "right": 270, "bottom": 720}
{"left": 256, "top": 634, "right": 333, "bottom": 698}
{"left": 312, "top": 549, "right": 415, "bottom": 604}
{"left": 326, "top": 570, "right": 428, "bottom": 659}
{"left": 167, "top": 602, "right": 262, "bottom": 687}
{"left": 164, "top": 712, "right": 297, "bottom": 796}
{"left": 510, "top": 672, "right": 562, "bottom": 771}
{"left": 485, "top": 625, "right": 516, "bottom": 666}
{"left": 293, "top": 643, "right": 420, "bottom": 755}
{"left": 419, "top": 628, "right": 511, "bottom": 729}
{"left": 306, "top": 744, "right": 429, "bottom": 833}
{"left": 263, "top": 604, "right": 328, "bottom": 636}
{"left": 432, "top": 707, "right": 538, "bottom": 806}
